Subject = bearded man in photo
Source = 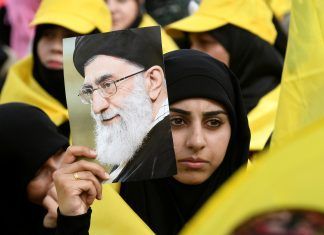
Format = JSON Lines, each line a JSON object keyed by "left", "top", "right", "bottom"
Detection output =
{"left": 73, "top": 27, "right": 176, "bottom": 182}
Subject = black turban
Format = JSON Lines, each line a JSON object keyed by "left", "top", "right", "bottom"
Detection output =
{"left": 73, "top": 26, "right": 163, "bottom": 77}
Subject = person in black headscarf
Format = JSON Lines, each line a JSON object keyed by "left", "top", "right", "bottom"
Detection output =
{"left": 190, "top": 24, "right": 283, "bottom": 113}
{"left": 105, "top": 0, "right": 178, "bottom": 53}
{"left": 0, "top": 0, "right": 111, "bottom": 138}
{"left": 119, "top": 49, "right": 251, "bottom": 234}
{"left": 53, "top": 49, "right": 250, "bottom": 234}
{"left": 0, "top": 102, "right": 69, "bottom": 235}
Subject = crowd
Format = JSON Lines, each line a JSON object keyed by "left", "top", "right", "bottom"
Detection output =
{"left": 1, "top": 0, "right": 323, "bottom": 234}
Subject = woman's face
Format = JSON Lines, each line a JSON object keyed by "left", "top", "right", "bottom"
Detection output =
{"left": 190, "top": 33, "right": 230, "bottom": 66}
{"left": 27, "top": 149, "right": 65, "bottom": 205}
{"left": 170, "top": 98, "right": 231, "bottom": 185}
{"left": 106, "top": 0, "right": 139, "bottom": 30}
{"left": 37, "top": 26, "right": 76, "bottom": 70}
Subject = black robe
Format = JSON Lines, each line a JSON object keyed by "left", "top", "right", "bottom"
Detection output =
{"left": 113, "top": 115, "right": 177, "bottom": 182}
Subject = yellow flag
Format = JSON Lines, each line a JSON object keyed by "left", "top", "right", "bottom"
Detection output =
{"left": 271, "top": 0, "right": 324, "bottom": 148}
{"left": 180, "top": 2, "right": 324, "bottom": 233}
{"left": 90, "top": 184, "right": 154, "bottom": 235}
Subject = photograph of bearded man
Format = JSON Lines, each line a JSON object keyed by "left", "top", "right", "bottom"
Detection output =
{"left": 64, "top": 26, "right": 176, "bottom": 182}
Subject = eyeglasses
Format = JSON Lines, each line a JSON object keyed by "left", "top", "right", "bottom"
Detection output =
{"left": 78, "top": 69, "right": 145, "bottom": 104}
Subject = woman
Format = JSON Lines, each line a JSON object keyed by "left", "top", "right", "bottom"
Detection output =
{"left": 188, "top": 25, "right": 283, "bottom": 113}
{"left": 54, "top": 49, "right": 250, "bottom": 234}
{"left": 166, "top": 0, "right": 283, "bottom": 151}
{"left": 0, "top": 0, "right": 110, "bottom": 137}
{"left": 106, "top": 0, "right": 178, "bottom": 53}
{"left": 0, "top": 103, "right": 69, "bottom": 234}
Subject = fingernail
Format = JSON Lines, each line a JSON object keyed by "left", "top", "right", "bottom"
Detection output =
{"left": 104, "top": 172, "right": 109, "bottom": 179}
{"left": 90, "top": 149, "right": 97, "bottom": 155}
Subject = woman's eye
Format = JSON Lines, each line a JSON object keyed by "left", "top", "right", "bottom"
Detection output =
{"left": 170, "top": 117, "right": 185, "bottom": 126}
{"left": 206, "top": 119, "right": 221, "bottom": 128}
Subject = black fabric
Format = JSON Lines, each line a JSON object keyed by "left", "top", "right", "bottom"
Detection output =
{"left": 32, "top": 24, "right": 67, "bottom": 108}
{"left": 0, "top": 102, "right": 69, "bottom": 235}
{"left": 56, "top": 208, "right": 91, "bottom": 235}
{"left": 272, "top": 16, "right": 288, "bottom": 57}
{"left": 209, "top": 24, "right": 283, "bottom": 113}
{"left": 0, "top": 43, "right": 8, "bottom": 89}
{"left": 120, "top": 49, "right": 251, "bottom": 234}
{"left": 113, "top": 116, "right": 177, "bottom": 182}
{"left": 73, "top": 26, "right": 163, "bottom": 77}
{"left": 128, "top": 14, "right": 143, "bottom": 29}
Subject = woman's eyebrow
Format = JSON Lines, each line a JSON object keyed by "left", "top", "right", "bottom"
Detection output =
{"left": 203, "top": 110, "right": 228, "bottom": 117}
{"left": 170, "top": 108, "right": 190, "bottom": 115}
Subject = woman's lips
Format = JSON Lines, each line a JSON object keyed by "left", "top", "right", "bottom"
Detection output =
{"left": 46, "top": 61, "right": 63, "bottom": 70}
{"left": 178, "top": 157, "right": 208, "bottom": 169}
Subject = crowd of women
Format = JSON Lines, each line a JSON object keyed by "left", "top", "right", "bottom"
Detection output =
{"left": 1, "top": 0, "right": 323, "bottom": 234}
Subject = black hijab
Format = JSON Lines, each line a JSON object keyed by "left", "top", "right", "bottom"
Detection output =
{"left": 32, "top": 24, "right": 67, "bottom": 108}
{"left": 120, "top": 49, "right": 251, "bottom": 234}
{"left": 209, "top": 24, "right": 283, "bottom": 113}
{"left": 0, "top": 103, "right": 69, "bottom": 235}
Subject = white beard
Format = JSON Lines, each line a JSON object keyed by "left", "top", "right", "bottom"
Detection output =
{"left": 91, "top": 76, "right": 153, "bottom": 166}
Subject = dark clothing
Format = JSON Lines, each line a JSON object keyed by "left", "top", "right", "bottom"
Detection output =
{"left": 32, "top": 25, "right": 67, "bottom": 108}
{"left": 272, "top": 16, "right": 288, "bottom": 58}
{"left": 209, "top": 24, "right": 283, "bottom": 113}
{"left": 56, "top": 209, "right": 92, "bottom": 235}
{"left": 120, "top": 50, "right": 251, "bottom": 234}
{"left": 114, "top": 116, "right": 177, "bottom": 182}
{"left": 56, "top": 50, "right": 250, "bottom": 235}
{"left": 0, "top": 103, "right": 69, "bottom": 235}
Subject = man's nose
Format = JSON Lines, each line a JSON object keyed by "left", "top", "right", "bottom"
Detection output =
{"left": 92, "top": 91, "right": 110, "bottom": 114}
{"left": 186, "top": 124, "right": 206, "bottom": 152}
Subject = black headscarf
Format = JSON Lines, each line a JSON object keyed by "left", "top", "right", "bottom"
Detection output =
{"left": 32, "top": 24, "right": 67, "bottom": 108}
{"left": 0, "top": 102, "right": 69, "bottom": 235}
{"left": 209, "top": 24, "right": 283, "bottom": 113}
{"left": 120, "top": 49, "right": 251, "bottom": 234}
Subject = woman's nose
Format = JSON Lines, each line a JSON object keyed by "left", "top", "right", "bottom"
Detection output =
{"left": 186, "top": 124, "right": 206, "bottom": 151}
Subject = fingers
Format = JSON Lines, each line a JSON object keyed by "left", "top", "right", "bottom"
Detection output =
{"left": 59, "top": 160, "right": 108, "bottom": 181}
{"left": 53, "top": 161, "right": 109, "bottom": 216}
{"left": 63, "top": 146, "right": 97, "bottom": 164}
{"left": 42, "top": 192, "right": 58, "bottom": 228}
{"left": 47, "top": 184, "right": 58, "bottom": 202}
{"left": 72, "top": 170, "right": 103, "bottom": 200}
{"left": 77, "top": 180, "right": 97, "bottom": 206}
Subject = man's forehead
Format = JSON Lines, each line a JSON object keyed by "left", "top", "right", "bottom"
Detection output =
{"left": 84, "top": 55, "right": 136, "bottom": 82}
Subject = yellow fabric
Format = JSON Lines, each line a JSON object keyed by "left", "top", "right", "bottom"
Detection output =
{"left": 180, "top": 2, "right": 324, "bottom": 233}
{"left": 266, "top": 0, "right": 291, "bottom": 20}
{"left": 248, "top": 85, "right": 280, "bottom": 151}
{"left": 180, "top": 116, "right": 324, "bottom": 235}
{"left": 166, "top": 0, "right": 276, "bottom": 45}
{"left": 31, "top": 0, "right": 111, "bottom": 33}
{"left": 140, "top": 14, "right": 178, "bottom": 54}
{"left": 271, "top": 0, "right": 324, "bottom": 149}
{"left": 0, "top": 56, "right": 68, "bottom": 126}
{"left": 90, "top": 184, "right": 154, "bottom": 235}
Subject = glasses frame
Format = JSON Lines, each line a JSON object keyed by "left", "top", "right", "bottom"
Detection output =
{"left": 78, "top": 69, "right": 146, "bottom": 104}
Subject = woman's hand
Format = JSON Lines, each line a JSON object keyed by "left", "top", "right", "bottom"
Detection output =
{"left": 53, "top": 146, "right": 109, "bottom": 216}
{"left": 42, "top": 185, "right": 59, "bottom": 228}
